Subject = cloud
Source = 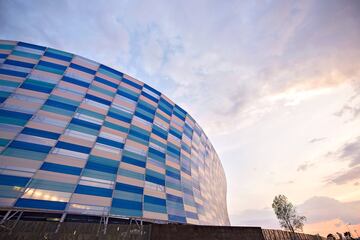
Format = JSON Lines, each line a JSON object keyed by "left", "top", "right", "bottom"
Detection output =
{"left": 327, "top": 166, "right": 360, "bottom": 185}
{"left": 1, "top": 0, "right": 360, "bottom": 137}
{"left": 297, "top": 162, "right": 315, "bottom": 172}
{"left": 336, "top": 137, "right": 360, "bottom": 167}
{"left": 325, "top": 137, "right": 360, "bottom": 185}
{"left": 230, "top": 208, "right": 278, "bottom": 228}
{"left": 298, "top": 196, "right": 360, "bottom": 225}
{"left": 334, "top": 77, "right": 360, "bottom": 121}
{"left": 309, "top": 138, "right": 326, "bottom": 144}
{"left": 276, "top": 180, "right": 295, "bottom": 185}
{"left": 335, "top": 92, "right": 360, "bottom": 121}
{"left": 0, "top": 0, "right": 131, "bottom": 70}
{"left": 304, "top": 219, "right": 360, "bottom": 237}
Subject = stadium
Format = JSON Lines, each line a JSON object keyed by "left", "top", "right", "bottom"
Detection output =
{"left": 0, "top": 40, "right": 229, "bottom": 227}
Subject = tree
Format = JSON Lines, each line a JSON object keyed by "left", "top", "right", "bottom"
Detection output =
{"left": 272, "top": 194, "right": 307, "bottom": 239}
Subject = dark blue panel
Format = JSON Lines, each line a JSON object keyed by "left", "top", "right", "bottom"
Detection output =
{"left": 22, "top": 127, "right": 60, "bottom": 140}
{"left": 112, "top": 199, "right": 142, "bottom": 210}
{"left": 85, "top": 93, "right": 111, "bottom": 106}
{"left": 159, "top": 97, "right": 173, "bottom": 109}
{"left": 183, "top": 187, "right": 193, "bottom": 195}
{"left": 55, "top": 141, "right": 91, "bottom": 154}
{"left": 97, "top": 137, "right": 124, "bottom": 149}
{"left": 117, "top": 89, "right": 138, "bottom": 101}
{"left": 145, "top": 175, "right": 165, "bottom": 186}
{"left": 137, "top": 102, "right": 156, "bottom": 115}
{"left": 44, "top": 51, "right": 72, "bottom": 62}
{"left": 75, "top": 185, "right": 112, "bottom": 197}
{"left": 15, "top": 198, "right": 66, "bottom": 210}
{"left": 0, "top": 68, "right": 28, "bottom": 78}
{"left": 0, "top": 174, "right": 30, "bottom": 187}
{"left": 134, "top": 111, "right": 153, "bottom": 123}
{"left": 70, "top": 118, "right": 101, "bottom": 130}
{"left": 152, "top": 126, "right": 168, "bottom": 139}
{"left": 158, "top": 105, "right": 172, "bottom": 116}
{"left": 94, "top": 76, "right": 118, "bottom": 89}
{"left": 128, "top": 129, "right": 150, "bottom": 142}
{"left": 141, "top": 91, "right": 158, "bottom": 103}
{"left": 186, "top": 211, "right": 198, "bottom": 219}
{"left": 62, "top": 76, "right": 89, "bottom": 88}
{"left": 166, "top": 194, "right": 183, "bottom": 203}
{"left": 175, "top": 105, "right": 187, "bottom": 115}
{"left": 168, "top": 215, "right": 186, "bottom": 223}
{"left": 167, "top": 145, "right": 180, "bottom": 157}
{"left": 18, "top": 42, "right": 46, "bottom": 51}
{"left": 0, "top": 109, "right": 32, "bottom": 120}
{"left": 181, "top": 143, "right": 191, "bottom": 154}
{"left": 181, "top": 166, "right": 191, "bottom": 176}
{"left": 184, "top": 123, "right": 193, "bottom": 138}
{"left": 20, "top": 82, "right": 53, "bottom": 93}
{"left": 115, "top": 183, "right": 143, "bottom": 194}
{"left": 69, "top": 63, "right": 96, "bottom": 75}
{"left": 9, "top": 140, "right": 52, "bottom": 153}
{"left": 0, "top": 53, "right": 8, "bottom": 59}
{"left": 45, "top": 99, "right": 77, "bottom": 111}
{"left": 149, "top": 147, "right": 165, "bottom": 159}
{"left": 121, "top": 156, "right": 146, "bottom": 168}
{"left": 0, "top": 97, "right": 6, "bottom": 103}
{"left": 99, "top": 64, "right": 123, "bottom": 78}
{"left": 144, "top": 84, "right": 161, "bottom": 96}
{"left": 169, "top": 128, "right": 182, "bottom": 139}
{"left": 194, "top": 125, "right": 202, "bottom": 136}
{"left": 107, "top": 111, "right": 131, "bottom": 123}
{"left": 166, "top": 170, "right": 180, "bottom": 180}
{"left": 4, "top": 59, "right": 35, "bottom": 68}
{"left": 173, "top": 110, "right": 186, "bottom": 121}
{"left": 41, "top": 162, "right": 82, "bottom": 175}
{"left": 144, "top": 195, "right": 166, "bottom": 206}
{"left": 122, "top": 78, "right": 142, "bottom": 90}
{"left": 38, "top": 60, "right": 67, "bottom": 71}
{"left": 196, "top": 203, "right": 204, "bottom": 214}
{"left": 85, "top": 161, "right": 117, "bottom": 174}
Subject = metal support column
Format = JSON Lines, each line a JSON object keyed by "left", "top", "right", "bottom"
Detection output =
{"left": 0, "top": 210, "right": 11, "bottom": 225}
{"left": 103, "top": 216, "right": 109, "bottom": 235}
{"left": 9, "top": 211, "right": 23, "bottom": 234}
{"left": 55, "top": 212, "right": 67, "bottom": 234}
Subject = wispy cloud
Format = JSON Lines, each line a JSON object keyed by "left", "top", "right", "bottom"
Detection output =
{"left": 327, "top": 166, "right": 360, "bottom": 185}
{"left": 337, "top": 137, "right": 360, "bottom": 167}
{"left": 298, "top": 196, "right": 360, "bottom": 225}
{"left": 297, "top": 162, "right": 315, "bottom": 172}
{"left": 325, "top": 137, "right": 360, "bottom": 185}
{"left": 335, "top": 91, "right": 360, "bottom": 121}
{"left": 1, "top": 0, "right": 359, "bottom": 136}
{"left": 309, "top": 138, "right": 326, "bottom": 144}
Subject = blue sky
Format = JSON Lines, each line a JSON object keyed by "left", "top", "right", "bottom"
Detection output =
{"left": 1, "top": 0, "right": 360, "bottom": 235}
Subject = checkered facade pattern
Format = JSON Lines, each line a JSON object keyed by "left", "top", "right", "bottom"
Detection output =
{"left": 0, "top": 40, "right": 229, "bottom": 225}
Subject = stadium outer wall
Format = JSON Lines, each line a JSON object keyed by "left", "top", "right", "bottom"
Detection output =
{"left": 0, "top": 40, "right": 230, "bottom": 226}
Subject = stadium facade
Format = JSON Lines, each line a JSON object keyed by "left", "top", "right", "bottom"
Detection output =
{"left": 0, "top": 40, "right": 229, "bottom": 225}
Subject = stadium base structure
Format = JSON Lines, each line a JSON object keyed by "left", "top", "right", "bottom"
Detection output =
{"left": 0, "top": 210, "right": 324, "bottom": 240}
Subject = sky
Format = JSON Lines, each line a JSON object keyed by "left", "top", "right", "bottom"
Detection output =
{"left": 1, "top": 0, "right": 360, "bottom": 237}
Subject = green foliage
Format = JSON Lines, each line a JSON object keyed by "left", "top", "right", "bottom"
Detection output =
{"left": 272, "top": 194, "right": 307, "bottom": 232}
